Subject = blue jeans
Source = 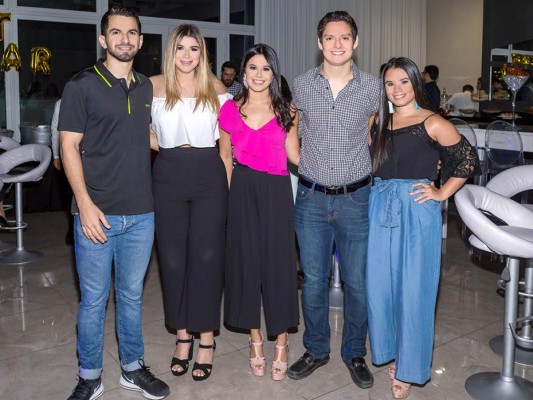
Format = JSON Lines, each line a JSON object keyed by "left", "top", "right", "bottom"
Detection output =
{"left": 74, "top": 213, "right": 154, "bottom": 380}
{"left": 295, "top": 181, "right": 370, "bottom": 362}
{"left": 366, "top": 179, "right": 441, "bottom": 384}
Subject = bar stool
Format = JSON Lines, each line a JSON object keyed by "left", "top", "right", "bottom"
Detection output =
{"left": 329, "top": 245, "right": 342, "bottom": 309}
{"left": 455, "top": 184, "right": 533, "bottom": 400}
{"left": 0, "top": 136, "right": 20, "bottom": 253}
{"left": 486, "top": 165, "right": 533, "bottom": 365}
{"left": 0, "top": 144, "right": 51, "bottom": 265}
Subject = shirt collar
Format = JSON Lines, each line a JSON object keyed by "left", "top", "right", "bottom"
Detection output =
{"left": 313, "top": 61, "right": 361, "bottom": 84}
{"left": 93, "top": 58, "right": 141, "bottom": 88}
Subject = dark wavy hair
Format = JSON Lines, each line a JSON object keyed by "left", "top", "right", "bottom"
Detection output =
{"left": 101, "top": 6, "right": 141, "bottom": 35}
{"left": 234, "top": 44, "right": 295, "bottom": 132}
{"left": 371, "top": 57, "right": 430, "bottom": 171}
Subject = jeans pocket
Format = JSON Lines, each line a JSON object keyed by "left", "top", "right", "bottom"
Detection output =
{"left": 296, "top": 183, "right": 312, "bottom": 200}
{"left": 347, "top": 185, "right": 370, "bottom": 206}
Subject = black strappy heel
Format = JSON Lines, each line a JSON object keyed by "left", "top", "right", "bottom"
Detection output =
{"left": 170, "top": 336, "right": 194, "bottom": 376}
{"left": 191, "top": 341, "right": 216, "bottom": 381}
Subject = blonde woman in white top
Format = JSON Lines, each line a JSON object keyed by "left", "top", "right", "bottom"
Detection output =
{"left": 150, "top": 24, "right": 232, "bottom": 382}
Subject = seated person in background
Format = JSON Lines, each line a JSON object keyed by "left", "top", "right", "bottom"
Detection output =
{"left": 444, "top": 85, "right": 477, "bottom": 116}
{"left": 473, "top": 77, "right": 488, "bottom": 100}
{"left": 517, "top": 71, "right": 533, "bottom": 102}
{"left": 422, "top": 65, "right": 441, "bottom": 111}
{"left": 492, "top": 79, "right": 509, "bottom": 100}
{"left": 220, "top": 61, "right": 242, "bottom": 96}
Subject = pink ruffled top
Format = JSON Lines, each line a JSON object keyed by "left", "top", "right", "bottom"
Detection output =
{"left": 218, "top": 100, "right": 288, "bottom": 176}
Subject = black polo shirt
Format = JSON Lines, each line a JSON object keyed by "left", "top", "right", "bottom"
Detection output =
{"left": 59, "top": 59, "right": 153, "bottom": 215}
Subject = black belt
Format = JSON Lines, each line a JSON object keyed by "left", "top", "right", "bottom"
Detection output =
{"left": 299, "top": 176, "right": 371, "bottom": 195}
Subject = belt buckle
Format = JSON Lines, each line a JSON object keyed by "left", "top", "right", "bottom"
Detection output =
{"left": 328, "top": 185, "right": 342, "bottom": 195}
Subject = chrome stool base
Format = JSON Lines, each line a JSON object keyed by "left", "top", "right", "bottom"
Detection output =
{"left": 329, "top": 287, "right": 343, "bottom": 310}
{"left": 329, "top": 250, "right": 343, "bottom": 310}
{"left": 490, "top": 335, "right": 533, "bottom": 366}
{"left": 466, "top": 372, "right": 533, "bottom": 400}
{"left": 0, "top": 240, "right": 15, "bottom": 253}
{"left": 0, "top": 249, "right": 43, "bottom": 265}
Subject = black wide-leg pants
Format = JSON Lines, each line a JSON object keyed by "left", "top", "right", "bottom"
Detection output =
{"left": 153, "top": 147, "right": 228, "bottom": 332}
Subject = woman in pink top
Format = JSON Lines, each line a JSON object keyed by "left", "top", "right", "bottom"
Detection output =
{"left": 219, "top": 44, "right": 300, "bottom": 381}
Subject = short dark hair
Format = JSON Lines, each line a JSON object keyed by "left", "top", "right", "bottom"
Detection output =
{"left": 101, "top": 6, "right": 141, "bottom": 36}
{"left": 463, "top": 84, "right": 474, "bottom": 92}
{"left": 423, "top": 65, "right": 439, "bottom": 81}
{"left": 317, "top": 11, "right": 358, "bottom": 42}
{"left": 221, "top": 61, "right": 237, "bottom": 73}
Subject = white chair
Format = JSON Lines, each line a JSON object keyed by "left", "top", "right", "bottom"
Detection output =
{"left": 486, "top": 164, "right": 532, "bottom": 209}
{"left": 0, "top": 144, "right": 51, "bottom": 264}
{"left": 483, "top": 120, "right": 524, "bottom": 186}
{"left": 0, "top": 136, "right": 21, "bottom": 253}
{"left": 485, "top": 165, "right": 533, "bottom": 365}
{"left": 455, "top": 184, "right": 533, "bottom": 400}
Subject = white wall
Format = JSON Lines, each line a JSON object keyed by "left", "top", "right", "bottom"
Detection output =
{"left": 426, "top": 0, "right": 483, "bottom": 95}
{"left": 256, "top": 0, "right": 426, "bottom": 85}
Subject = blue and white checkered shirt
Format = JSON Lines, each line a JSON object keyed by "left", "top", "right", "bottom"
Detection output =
{"left": 293, "top": 63, "right": 380, "bottom": 186}
{"left": 227, "top": 81, "right": 242, "bottom": 97}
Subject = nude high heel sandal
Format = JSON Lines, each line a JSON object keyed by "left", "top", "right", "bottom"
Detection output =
{"left": 249, "top": 330, "right": 266, "bottom": 377}
{"left": 391, "top": 378, "right": 411, "bottom": 399}
{"left": 271, "top": 334, "right": 289, "bottom": 381}
{"left": 389, "top": 362, "right": 396, "bottom": 380}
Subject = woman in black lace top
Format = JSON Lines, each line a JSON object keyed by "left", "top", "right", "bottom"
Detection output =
{"left": 366, "top": 57, "right": 480, "bottom": 399}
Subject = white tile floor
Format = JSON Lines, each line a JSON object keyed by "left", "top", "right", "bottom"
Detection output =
{"left": 0, "top": 211, "right": 531, "bottom": 399}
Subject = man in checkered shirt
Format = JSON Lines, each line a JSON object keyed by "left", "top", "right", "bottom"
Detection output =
{"left": 287, "top": 11, "right": 380, "bottom": 389}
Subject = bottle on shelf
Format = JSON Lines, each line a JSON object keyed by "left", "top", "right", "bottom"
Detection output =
{"left": 441, "top": 87, "right": 448, "bottom": 105}
{"left": 440, "top": 88, "right": 449, "bottom": 115}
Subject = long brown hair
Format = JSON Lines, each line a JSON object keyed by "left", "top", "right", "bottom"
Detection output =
{"left": 234, "top": 44, "right": 295, "bottom": 132}
{"left": 371, "top": 57, "right": 430, "bottom": 171}
{"left": 163, "top": 24, "right": 219, "bottom": 113}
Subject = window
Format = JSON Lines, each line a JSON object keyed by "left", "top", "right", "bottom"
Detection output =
{"left": 133, "top": 33, "right": 163, "bottom": 77}
{"left": 230, "top": 34, "right": 254, "bottom": 71}
{"left": 109, "top": 0, "right": 220, "bottom": 22}
{"left": 17, "top": 20, "right": 96, "bottom": 126}
{"left": 17, "top": 0, "right": 96, "bottom": 12}
{"left": 230, "top": 0, "right": 254, "bottom": 25}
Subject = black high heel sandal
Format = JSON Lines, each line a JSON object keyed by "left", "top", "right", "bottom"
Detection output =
{"left": 191, "top": 341, "right": 216, "bottom": 381}
{"left": 170, "top": 336, "right": 194, "bottom": 376}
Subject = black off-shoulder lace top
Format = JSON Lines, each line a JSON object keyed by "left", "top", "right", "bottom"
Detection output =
{"left": 372, "top": 118, "right": 481, "bottom": 182}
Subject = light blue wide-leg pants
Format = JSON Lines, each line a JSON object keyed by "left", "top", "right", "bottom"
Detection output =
{"left": 366, "top": 178, "right": 442, "bottom": 384}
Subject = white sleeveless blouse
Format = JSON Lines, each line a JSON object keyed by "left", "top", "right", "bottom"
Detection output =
{"left": 151, "top": 93, "right": 232, "bottom": 148}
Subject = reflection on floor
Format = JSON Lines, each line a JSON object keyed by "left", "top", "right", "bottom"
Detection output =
{"left": 0, "top": 212, "right": 531, "bottom": 399}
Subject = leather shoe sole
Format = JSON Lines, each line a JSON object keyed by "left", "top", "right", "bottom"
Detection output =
{"left": 345, "top": 357, "right": 374, "bottom": 389}
{"left": 287, "top": 354, "right": 330, "bottom": 380}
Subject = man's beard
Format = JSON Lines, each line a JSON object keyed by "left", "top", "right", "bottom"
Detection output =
{"left": 107, "top": 46, "right": 137, "bottom": 62}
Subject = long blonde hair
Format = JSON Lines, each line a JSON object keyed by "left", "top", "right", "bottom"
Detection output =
{"left": 163, "top": 24, "right": 219, "bottom": 113}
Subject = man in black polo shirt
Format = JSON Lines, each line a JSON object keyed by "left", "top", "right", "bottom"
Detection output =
{"left": 60, "top": 6, "right": 169, "bottom": 400}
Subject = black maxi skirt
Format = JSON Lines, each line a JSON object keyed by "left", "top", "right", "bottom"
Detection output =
{"left": 153, "top": 147, "right": 228, "bottom": 332}
{"left": 224, "top": 164, "right": 299, "bottom": 336}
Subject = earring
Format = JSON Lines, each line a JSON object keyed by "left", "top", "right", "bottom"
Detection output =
{"left": 415, "top": 102, "right": 421, "bottom": 110}
{"left": 243, "top": 74, "right": 249, "bottom": 89}
{"left": 388, "top": 101, "right": 394, "bottom": 113}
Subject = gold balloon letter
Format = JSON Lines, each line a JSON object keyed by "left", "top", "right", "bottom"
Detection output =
{"left": 0, "top": 13, "right": 11, "bottom": 42}
{"left": 31, "top": 46, "right": 52, "bottom": 75}
{"left": 2, "top": 42, "right": 21, "bottom": 72}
